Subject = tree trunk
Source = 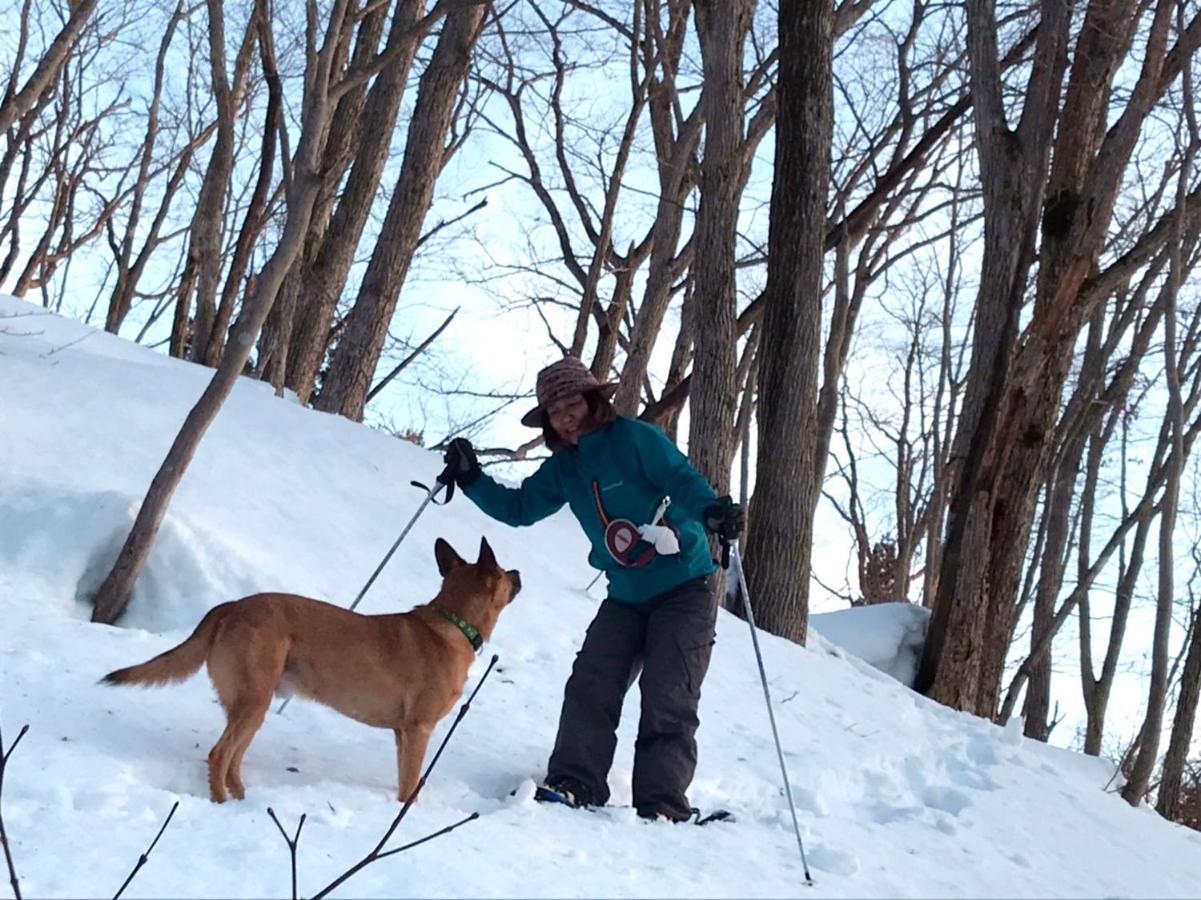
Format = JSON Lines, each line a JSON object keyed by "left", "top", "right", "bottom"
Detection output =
{"left": 1124, "top": 4, "right": 1191, "bottom": 796}
{"left": 267, "top": 0, "right": 424, "bottom": 403}
{"left": 254, "top": 0, "right": 390, "bottom": 392}
{"left": 1022, "top": 309, "right": 1108, "bottom": 738}
{"left": 315, "top": 3, "right": 487, "bottom": 421}
{"left": 613, "top": 26, "right": 702, "bottom": 417}
{"left": 1022, "top": 441, "right": 1080, "bottom": 738}
{"left": 687, "top": 0, "right": 754, "bottom": 495}
{"left": 0, "top": 0, "right": 97, "bottom": 134}
{"left": 1158, "top": 602, "right": 1201, "bottom": 819}
{"left": 182, "top": 0, "right": 259, "bottom": 361}
{"left": 741, "top": 0, "right": 832, "bottom": 643}
{"left": 918, "top": 0, "right": 1186, "bottom": 716}
{"left": 1157, "top": 21, "right": 1201, "bottom": 818}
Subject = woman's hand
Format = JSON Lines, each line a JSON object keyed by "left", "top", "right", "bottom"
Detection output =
{"left": 442, "top": 437, "right": 481, "bottom": 487}
{"left": 704, "top": 496, "right": 744, "bottom": 541}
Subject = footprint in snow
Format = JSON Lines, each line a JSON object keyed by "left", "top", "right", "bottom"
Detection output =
{"left": 920, "top": 784, "right": 972, "bottom": 816}
{"left": 902, "top": 756, "right": 975, "bottom": 816}
{"left": 807, "top": 843, "right": 859, "bottom": 876}
{"left": 788, "top": 783, "right": 828, "bottom": 816}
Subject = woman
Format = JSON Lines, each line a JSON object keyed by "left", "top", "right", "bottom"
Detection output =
{"left": 441, "top": 356, "right": 743, "bottom": 822}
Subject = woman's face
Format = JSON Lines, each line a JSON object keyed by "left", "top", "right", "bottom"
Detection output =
{"left": 546, "top": 393, "right": 590, "bottom": 445}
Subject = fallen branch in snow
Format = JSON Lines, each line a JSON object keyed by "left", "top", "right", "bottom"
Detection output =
{"left": 0, "top": 310, "right": 46, "bottom": 340}
{"left": 0, "top": 722, "right": 29, "bottom": 900}
{"left": 309, "top": 654, "right": 499, "bottom": 900}
{"left": 111, "top": 800, "right": 179, "bottom": 900}
{"left": 266, "top": 808, "right": 306, "bottom": 900}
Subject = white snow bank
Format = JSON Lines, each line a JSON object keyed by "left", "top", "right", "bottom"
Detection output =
{"left": 810, "top": 603, "right": 930, "bottom": 687}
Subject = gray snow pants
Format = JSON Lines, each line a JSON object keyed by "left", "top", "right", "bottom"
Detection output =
{"left": 546, "top": 575, "right": 718, "bottom": 820}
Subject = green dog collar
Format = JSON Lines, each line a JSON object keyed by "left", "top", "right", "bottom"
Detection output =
{"left": 434, "top": 605, "right": 483, "bottom": 652}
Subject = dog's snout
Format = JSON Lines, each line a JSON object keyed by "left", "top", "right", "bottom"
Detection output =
{"left": 508, "top": 569, "right": 522, "bottom": 597}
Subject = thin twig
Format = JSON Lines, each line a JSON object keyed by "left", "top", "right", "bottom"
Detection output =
{"left": 266, "top": 808, "right": 306, "bottom": 900}
{"left": 0, "top": 723, "right": 29, "bottom": 900}
{"left": 111, "top": 800, "right": 179, "bottom": 900}
{"left": 311, "top": 654, "right": 499, "bottom": 900}
{"left": 374, "top": 811, "right": 479, "bottom": 861}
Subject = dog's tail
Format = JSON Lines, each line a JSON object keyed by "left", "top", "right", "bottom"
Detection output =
{"left": 101, "top": 603, "right": 232, "bottom": 687}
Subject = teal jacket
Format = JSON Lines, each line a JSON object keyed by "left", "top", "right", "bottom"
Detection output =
{"left": 463, "top": 416, "right": 719, "bottom": 604}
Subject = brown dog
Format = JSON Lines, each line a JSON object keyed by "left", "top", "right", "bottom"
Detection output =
{"left": 102, "top": 536, "right": 520, "bottom": 803}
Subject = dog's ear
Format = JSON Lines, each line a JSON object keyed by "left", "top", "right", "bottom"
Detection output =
{"left": 435, "top": 538, "right": 466, "bottom": 577}
{"left": 477, "top": 536, "right": 497, "bottom": 570}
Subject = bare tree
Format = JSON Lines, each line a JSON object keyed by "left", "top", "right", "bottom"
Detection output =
{"left": 0, "top": 0, "right": 98, "bottom": 134}
{"left": 1124, "top": 19, "right": 1198, "bottom": 799}
{"left": 0, "top": 6, "right": 139, "bottom": 302}
{"left": 91, "top": 0, "right": 466, "bottom": 623}
{"left": 687, "top": 0, "right": 760, "bottom": 502}
{"left": 918, "top": 0, "right": 1201, "bottom": 717}
{"left": 169, "top": 0, "right": 261, "bottom": 362}
{"left": 738, "top": 0, "right": 831, "bottom": 641}
{"left": 315, "top": 1, "right": 491, "bottom": 420}
{"left": 102, "top": 2, "right": 218, "bottom": 335}
{"left": 258, "top": 0, "right": 426, "bottom": 402}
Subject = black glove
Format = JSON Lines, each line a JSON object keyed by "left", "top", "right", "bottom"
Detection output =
{"left": 704, "top": 496, "right": 744, "bottom": 542}
{"left": 441, "top": 437, "right": 481, "bottom": 487}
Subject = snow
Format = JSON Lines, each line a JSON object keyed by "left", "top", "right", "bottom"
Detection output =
{"left": 3, "top": 293, "right": 1201, "bottom": 898}
{"left": 810, "top": 603, "right": 931, "bottom": 688}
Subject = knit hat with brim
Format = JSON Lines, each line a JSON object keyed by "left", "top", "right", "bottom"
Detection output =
{"left": 521, "top": 356, "right": 619, "bottom": 427}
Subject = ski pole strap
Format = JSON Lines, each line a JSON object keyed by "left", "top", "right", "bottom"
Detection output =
{"left": 416, "top": 470, "right": 455, "bottom": 504}
{"left": 719, "top": 536, "right": 731, "bottom": 570}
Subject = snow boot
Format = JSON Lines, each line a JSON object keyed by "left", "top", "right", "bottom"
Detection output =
{"left": 534, "top": 776, "right": 596, "bottom": 809}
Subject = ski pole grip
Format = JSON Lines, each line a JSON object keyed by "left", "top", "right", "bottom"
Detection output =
{"left": 433, "top": 463, "right": 457, "bottom": 501}
{"left": 720, "top": 537, "right": 731, "bottom": 570}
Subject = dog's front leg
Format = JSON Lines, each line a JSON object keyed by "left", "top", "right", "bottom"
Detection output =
{"left": 393, "top": 728, "right": 406, "bottom": 799}
{"left": 396, "top": 722, "right": 434, "bottom": 803}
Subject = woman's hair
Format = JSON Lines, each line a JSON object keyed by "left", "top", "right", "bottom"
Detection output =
{"left": 543, "top": 389, "right": 618, "bottom": 452}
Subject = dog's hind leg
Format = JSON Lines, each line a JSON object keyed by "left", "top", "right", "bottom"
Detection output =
{"left": 223, "top": 696, "right": 271, "bottom": 800}
{"left": 208, "top": 721, "right": 239, "bottom": 803}
{"left": 397, "top": 722, "right": 434, "bottom": 803}
{"left": 206, "top": 625, "right": 287, "bottom": 802}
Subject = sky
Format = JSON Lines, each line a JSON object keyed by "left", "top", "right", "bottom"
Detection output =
{"left": 3, "top": 291, "right": 1201, "bottom": 898}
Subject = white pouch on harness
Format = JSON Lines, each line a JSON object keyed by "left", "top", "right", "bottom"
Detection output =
{"left": 637, "top": 522, "right": 680, "bottom": 555}
{"left": 636, "top": 496, "right": 680, "bottom": 555}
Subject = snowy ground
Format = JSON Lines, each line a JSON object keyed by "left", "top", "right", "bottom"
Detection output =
{"left": 3, "top": 293, "right": 1201, "bottom": 898}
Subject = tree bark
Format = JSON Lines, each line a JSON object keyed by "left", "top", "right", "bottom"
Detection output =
{"left": 741, "top": 0, "right": 833, "bottom": 642}
{"left": 1158, "top": 601, "right": 1201, "bottom": 819}
{"left": 687, "top": 0, "right": 754, "bottom": 496}
{"left": 266, "top": 0, "right": 425, "bottom": 403}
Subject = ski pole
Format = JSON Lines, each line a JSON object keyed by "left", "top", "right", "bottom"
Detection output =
{"left": 345, "top": 477, "right": 451, "bottom": 615}
{"left": 277, "top": 467, "right": 455, "bottom": 715}
{"left": 726, "top": 540, "right": 814, "bottom": 886}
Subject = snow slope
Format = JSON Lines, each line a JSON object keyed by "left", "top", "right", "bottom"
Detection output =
{"left": 3, "top": 294, "right": 1200, "bottom": 899}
